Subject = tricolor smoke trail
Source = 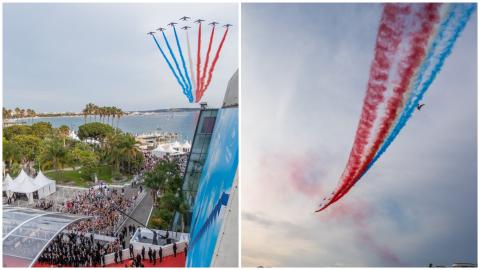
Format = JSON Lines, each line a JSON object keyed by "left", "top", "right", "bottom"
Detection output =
{"left": 317, "top": 3, "right": 475, "bottom": 212}
{"left": 198, "top": 27, "right": 230, "bottom": 102}
{"left": 198, "top": 24, "right": 216, "bottom": 102}
{"left": 196, "top": 22, "right": 202, "bottom": 100}
{"left": 172, "top": 25, "right": 194, "bottom": 103}
{"left": 149, "top": 34, "right": 186, "bottom": 95}
{"left": 148, "top": 19, "right": 231, "bottom": 103}
{"left": 161, "top": 30, "right": 189, "bottom": 96}
{"left": 185, "top": 29, "right": 197, "bottom": 98}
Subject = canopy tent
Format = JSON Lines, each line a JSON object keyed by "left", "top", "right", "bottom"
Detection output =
{"left": 8, "top": 170, "right": 38, "bottom": 203}
{"left": 68, "top": 130, "right": 80, "bottom": 141}
{"left": 3, "top": 174, "right": 14, "bottom": 197}
{"left": 152, "top": 143, "right": 180, "bottom": 158}
{"left": 34, "top": 171, "right": 56, "bottom": 198}
{"left": 6, "top": 169, "right": 57, "bottom": 204}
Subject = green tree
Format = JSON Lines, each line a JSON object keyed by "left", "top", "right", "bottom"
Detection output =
{"left": 31, "top": 122, "right": 53, "bottom": 139}
{"left": 39, "top": 138, "right": 67, "bottom": 178}
{"left": 3, "top": 125, "right": 32, "bottom": 140}
{"left": 58, "top": 125, "right": 70, "bottom": 147}
{"left": 3, "top": 137, "right": 21, "bottom": 173}
{"left": 11, "top": 134, "right": 42, "bottom": 163}
{"left": 77, "top": 122, "right": 115, "bottom": 142}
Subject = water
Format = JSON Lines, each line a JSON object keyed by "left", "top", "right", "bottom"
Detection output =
{"left": 19, "top": 111, "right": 199, "bottom": 141}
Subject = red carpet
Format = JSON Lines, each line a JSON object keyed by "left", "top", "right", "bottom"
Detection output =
{"left": 33, "top": 252, "right": 186, "bottom": 268}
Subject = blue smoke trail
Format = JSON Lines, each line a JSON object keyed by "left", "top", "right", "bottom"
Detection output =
{"left": 161, "top": 31, "right": 189, "bottom": 97}
{"left": 172, "top": 26, "right": 194, "bottom": 103}
{"left": 363, "top": 3, "right": 476, "bottom": 175}
{"left": 150, "top": 34, "right": 187, "bottom": 95}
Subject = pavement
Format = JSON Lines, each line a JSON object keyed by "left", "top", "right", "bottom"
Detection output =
{"left": 116, "top": 185, "right": 154, "bottom": 246}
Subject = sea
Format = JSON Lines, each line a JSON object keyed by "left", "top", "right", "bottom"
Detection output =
{"left": 17, "top": 111, "right": 199, "bottom": 142}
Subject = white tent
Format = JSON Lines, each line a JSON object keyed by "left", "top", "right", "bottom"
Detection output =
{"left": 152, "top": 143, "right": 179, "bottom": 158}
{"left": 3, "top": 174, "right": 14, "bottom": 197}
{"left": 9, "top": 170, "right": 38, "bottom": 203}
{"left": 69, "top": 130, "right": 80, "bottom": 141}
{"left": 34, "top": 171, "right": 56, "bottom": 198}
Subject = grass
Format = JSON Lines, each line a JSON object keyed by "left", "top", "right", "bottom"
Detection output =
{"left": 45, "top": 165, "right": 116, "bottom": 188}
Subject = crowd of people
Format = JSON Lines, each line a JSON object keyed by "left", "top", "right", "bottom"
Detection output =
{"left": 34, "top": 199, "right": 54, "bottom": 210}
{"left": 58, "top": 185, "right": 138, "bottom": 235}
{"left": 142, "top": 152, "right": 161, "bottom": 172}
{"left": 37, "top": 232, "right": 121, "bottom": 267}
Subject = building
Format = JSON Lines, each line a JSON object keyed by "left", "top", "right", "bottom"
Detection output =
{"left": 185, "top": 70, "right": 239, "bottom": 267}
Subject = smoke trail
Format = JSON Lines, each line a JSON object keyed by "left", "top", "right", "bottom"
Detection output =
{"left": 329, "top": 4, "right": 441, "bottom": 209}
{"left": 352, "top": 4, "right": 441, "bottom": 189}
{"left": 149, "top": 34, "right": 186, "bottom": 94}
{"left": 186, "top": 30, "right": 197, "bottom": 99}
{"left": 198, "top": 27, "right": 230, "bottom": 101}
{"left": 365, "top": 4, "right": 476, "bottom": 174}
{"left": 317, "top": 3, "right": 474, "bottom": 212}
{"left": 198, "top": 25, "right": 216, "bottom": 102}
{"left": 316, "top": 4, "right": 411, "bottom": 211}
{"left": 172, "top": 25, "right": 194, "bottom": 103}
{"left": 196, "top": 22, "right": 202, "bottom": 102}
{"left": 161, "top": 31, "right": 188, "bottom": 94}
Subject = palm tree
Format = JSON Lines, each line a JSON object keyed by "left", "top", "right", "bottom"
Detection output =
{"left": 40, "top": 138, "right": 67, "bottom": 178}
{"left": 116, "top": 108, "right": 124, "bottom": 129}
{"left": 14, "top": 107, "right": 20, "bottom": 119}
{"left": 82, "top": 108, "right": 89, "bottom": 124}
{"left": 58, "top": 125, "right": 70, "bottom": 147}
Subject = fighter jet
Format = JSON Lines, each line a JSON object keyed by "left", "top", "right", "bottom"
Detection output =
{"left": 167, "top": 22, "right": 178, "bottom": 27}
{"left": 147, "top": 31, "right": 156, "bottom": 36}
{"left": 209, "top": 21, "right": 219, "bottom": 26}
{"left": 224, "top": 23, "right": 233, "bottom": 28}
{"left": 179, "top": 16, "right": 190, "bottom": 21}
{"left": 181, "top": 26, "right": 191, "bottom": 30}
{"left": 417, "top": 103, "right": 425, "bottom": 111}
{"left": 194, "top": 19, "right": 205, "bottom": 24}
{"left": 156, "top": 27, "right": 166, "bottom": 32}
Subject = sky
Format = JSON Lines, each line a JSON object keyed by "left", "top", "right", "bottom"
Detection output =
{"left": 3, "top": 3, "right": 238, "bottom": 113}
{"left": 241, "top": 3, "right": 477, "bottom": 267}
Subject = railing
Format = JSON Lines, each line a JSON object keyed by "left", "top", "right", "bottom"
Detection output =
{"left": 113, "top": 190, "right": 147, "bottom": 234}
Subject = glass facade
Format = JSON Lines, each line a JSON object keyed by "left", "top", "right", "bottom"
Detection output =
{"left": 171, "top": 108, "right": 218, "bottom": 232}
{"left": 2, "top": 206, "right": 88, "bottom": 267}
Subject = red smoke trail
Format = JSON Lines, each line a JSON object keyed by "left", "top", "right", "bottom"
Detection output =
{"left": 197, "top": 28, "right": 230, "bottom": 102}
{"left": 196, "top": 23, "right": 202, "bottom": 102}
{"left": 316, "top": 4, "right": 411, "bottom": 212}
{"left": 318, "top": 4, "right": 441, "bottom": 212}
{"left": 197, "top": 25, "right": 216, "bottom": 102}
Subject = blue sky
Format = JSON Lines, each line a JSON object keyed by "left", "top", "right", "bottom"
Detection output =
{"left": 241, "top": 3, "right": 477, "bottom": 267}
{"left": 3, "top": 3, "right": 238, "bottom": 112}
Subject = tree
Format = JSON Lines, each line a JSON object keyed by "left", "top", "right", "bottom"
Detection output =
{"left": 144, "top": 159, "right": 181, "bottom": 204}
{"left": 77, "top": 122, "right": 114, "bottom": 142}
{"left": 58, "top": 125, "right": 70, "bottom": 147}
{"left": 3, "top": 137, "right": 21, "bottom": 173}
{"left": 11, "top": 134, "right": 42, "bottom": 163}
{"left": 3, "top": 125, "right": 32, "bottom": 140}
{"left": 39, "top": 138, "right": 67, "bottom": 178}
{"left": 31, "top": 122, "right": 53, "bottom": 139}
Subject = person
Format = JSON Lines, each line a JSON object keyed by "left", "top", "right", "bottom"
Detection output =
{"left": 159, "top": 246, "right": 163, "bottom": 263}
{"left": 136, "top": 254, "right": 142, "bottom": 267}
{"left": 141, "top": 246, "right": 145, "bottom": 260}
{"left": 173, "top": 242, "right": 177, "bottom": 257}
{"left": 129, "top": 243, "right": 134, "bottom": 258}
{"left": 114, "top": 250, "right": 118, "bottom": 264}
{"left": 152, "top": 248, "right": 157, "bottom": 265}
{"left": 148, "top": 247, "right": 152, "bottom": 263}
{"left": 185, "top": 243, "right": 188, "bottom": 258}
{"left": 119, "top": 249, "right": 123, "bottom": 263}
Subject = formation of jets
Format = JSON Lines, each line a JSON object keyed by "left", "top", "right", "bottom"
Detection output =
{"left": 148, "top": 16, "right": 233, "bottom": 36}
